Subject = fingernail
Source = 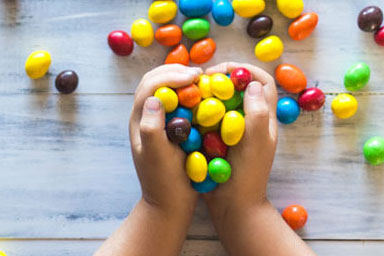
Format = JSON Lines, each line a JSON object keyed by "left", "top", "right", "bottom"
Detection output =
{"left": 145, "top": 97, "right": 161, "bottom": 113}
{"left": 248, "top": 82, "right": 262, "bottom": 97}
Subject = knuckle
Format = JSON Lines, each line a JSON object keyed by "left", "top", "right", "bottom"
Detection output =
{"left": 139, "top": 121, "right": 159, "bottom": 136}
{"left": 248, "top": 106, "right": 269, "bottom": 119}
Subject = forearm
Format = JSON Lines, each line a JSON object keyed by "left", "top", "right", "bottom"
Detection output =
{"left": 94, "top": 198, "right": 196, "bottom": 256}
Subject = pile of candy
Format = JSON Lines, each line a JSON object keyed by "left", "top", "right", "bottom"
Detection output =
{"left": 357, "top": 5, "right": 384, "bottom": 46}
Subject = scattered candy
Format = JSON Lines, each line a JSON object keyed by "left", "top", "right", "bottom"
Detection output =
{"left": 203, "top": 132, "right": 228, "bottom": 158}
{"left": 232, "top": 0, "right": 265, "bottom": 18}
{"left": 208, "top": 158, "right": 232, "bottom": 183}
{"left": 255, "top": 35, "right": 284, "bottom": 62}
{"left": 181, "top": 127, "right": 202, "bottom": 153}
{"left": 182, "top": 18, "right": 211, "bottom": 40}
{"left": 166, "top": 106, "right": 193, "bottom": 123}
{"left": 344, "top": 62, "right": 370, "bottom": 91}
{"left": 363, "top": 136, "right": 384, "bottom": 166}
{"left": 288, "top": 12, "right": 319, "bottom": 41}
{"left": 212, "top": 0, "right": 235, "bottom": 26}
{"left": 55, "top": 70, "right": 79, "bottom": 94}
{"left": 198, "top": 122, "right": 221, "bottom": 135}
{"left": 277, "top": 0, "right": 304, "bottom": 19}
{"left": 331, "top": 93, "right": 358, "bottom": 119}
{"left": 165, "top": 44, "right": 190, "bottom": 66}
{"left": 230, "top": 67, "right": 252, "bottom": 91}
{"left": 211, "top": 73, "right": 235, "bottom": 100}
{"left": 198, "top": 75, "right": 213, "bottom": 98}
{"left": 25, "top": 50, "right": 51, "bottom": 79}
{"left": 108, "top": 30, "right": 134, "bottom": 56}
{"left": 221, "top": 110, "right": 245, "bottom": 146}
{"left": 223, "top": 91, "right": 243, "bottom": 111}
{"left": 196, "top": 97, "right": 226, "bottom": 127}
{"left": 148, "top": 1, "right": 177, "bottom": 24}
{"left": 190, "top": 38, "right": 216, "bottom": 64}
{"left": 131, "top": 18, "right": 154, "bottom": 47}
{"left": 298, "top": 88, "right": 325, "bottom": 111}
{"left": 186, "top": 151, "right": 208, "bottom": 182}
{"left": 191, "top": 173, "right": 218, "bottom": 193}
{"left": 166, "top": 117, "right": 191, "bottom": 143}
{"left": 179, "top": 0, "right": 212, "bottom": 17}
{"left": 282, "top": 204, "right": 308, "bottom": 230}
{"left": 0, "top": 251, "right": 7, "bottom": 256}
{"left": 154, "top": 87, "right": 178, "bottom": 113}
{"left": 374, "top": 26, "right": 384, "bottom": 46}
{"left": 247, "top": 15, "right": 273, "bottom": 38}
{"left": 358, "top": 6, "right": 383, "bottom": 32}
{"left": 275, "top": 63, "right": 307, "bottom": 93}
{"left": 155, "top": 25, "right": 182, "bottom": 46}
{"left": 176, "top": 84, "right": 202, "bottom": 108}
{"left": 277, "top": 97, "right": 300, "bottom": 124}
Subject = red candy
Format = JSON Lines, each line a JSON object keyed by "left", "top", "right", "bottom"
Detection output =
{"left": 203, "top": 132, "right": 228, "bottom": 158}
{"left": 374, "top": 26, "right": 384, "bottom": 46}
{"left": 176, "top": 84, "right": 201, "bottom": 108}
{"left": 230, "top": 67, "right": 252, "bottom": 91}
{"left": 108, "top": 30, "right": 134, "bottom": 56}
{"left": 298, "top": 87, "right": 325, "bottom": 111}
{"left": 282, "top": 204, "right": 308, "bottom": 230}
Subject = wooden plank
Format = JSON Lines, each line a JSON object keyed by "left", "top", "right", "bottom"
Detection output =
{"left": 1, "top": 0, "right": 383, "bottom": 94}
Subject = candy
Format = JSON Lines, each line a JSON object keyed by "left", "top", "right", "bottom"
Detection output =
{"left": 288, "top": 12, "right": 319, "bottom": 41}
{"left": 190, "top": 38, "right": 216, "bottom": 64}
{"left": 237, "top": 108, "right": 245, "bottom": 116}
{"left": 277, "top": 0, "right": 304, "bottom": 19}
{"left": 331, "top": 93, "right": 358, "bottom": 119}
{"left": 148, "top": 1, "right": 177, "bottom": 24}
{"left": 344, "top": 62, "right": 370, "bottom": 91}
{"left": 25, "top": 50, "right": 51, "bottom": 79}
{"left": 182, "top": 18, "right": 210, "bottom": 40}
{"left": 196, "top": 98, "right": 226, "bottom": 127}
{"left": 0, "top": 251, "right": 7, "bottom": 256}
{"left": 275, "top": 64, "right": 307, "bottom": 93}
{"left": 155, "top": 25, "right": 182, "bottom": 46}
{"left": 276, "top": 97, "right": 300, "bottom": 124}
{"left": 298, "top": 88, "right": 325, "bottom": 111}
{"left": 374, "top": 26, "right": 384, "bottom": 46}
{"left": 165, "top": 44, "right": 190, "bottom": 66}
{"left": 198, "top": 75, "right": 213, "bottom": 98}
{"left": 363, "top": 136, "right": 384, "bottom": 165}
{"left": 186, "top": 151, "right": 208, "bottom": 182}
{"left": 181, "top": 127, "right": 202, "bottom": 153}
{"left": 210, "top": 73, "right": 235, "bottom": 100}
{"left": 198, "top": 122, "right": 221, "bottom": 135}
{"left": 55, "top": 70, "right": 79, "bottom": 94}
{"left": 154, "top": 87, "right": 178, "bottom": 113}
{"left": 179, "top": 0, "right": 212, "bottom": 17}
{"left": 131, "top": 18, "right": 154, "bottom": 47}
{"left": 282, "top": 205, "right": 308, "bottom": 230}
{"left": 255, "top": 35, "right": 284, "bottom": 62}
{"left": 223, "top": 91, "right": 243, "bottom": 111}
{"left": 108, "top": 30, "right": 134, "bottom": 56}
{"left": 208, "top": 158, "right": 231, "bottom": 183}
{"left": 166, "top": 117, "right": 191, "bottom": 143}
{"left": 191, "top": 174, "right": 218, "bottom": 193}
{"left": 176, "top": 84, "right": 202, "bottom": 108}
{"left": 232, "top": 0, "right": 265, "bottom": 18}
{"left": 221, "top": 111, "right": 245, "bottom": 146}
{"left": 230, "top": 67, "right": 252, "bottom": 91}
{"left": 212, "top": 0, "right": 235, "bottom": 26}
{"left": 166, "top": 106, "right": 193, "bottom": 123}
{"left": 247, "top": 15, "right": 273, "bottom": 38}
{"left": 358, "top": 6, "right": 383, "bottom": 32}
{"left": 203, "top": 132, "right": 228, "bottom": 158}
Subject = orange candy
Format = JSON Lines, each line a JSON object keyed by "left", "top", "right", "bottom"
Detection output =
{"left": 288, "top": 12, "right": 319, "bottom": 41}
{"left": 155, "top": 24, "right": 182, "bottom": 46}
{"left": 282, "top": 205, "right": 308, "bottom": 230}
{"left": 165, "top": 44, "right": 190, "bottom": 66}
{"left": 176, "top": 84, "right": 202, "bottom": 108}
{"left": 190, "top": 38, "right": 216, "bottom": 64}
{"left": 275, "top": 64, "right": 307, "bottom": 93}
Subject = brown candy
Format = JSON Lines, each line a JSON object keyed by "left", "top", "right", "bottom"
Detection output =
{"left": 358, "top": 6, "right": 383, "bottom": 32}
{"left": 247, "top": 15, "right": 273, "bottom": 38}
{"left": 55, "top": 70, "right": 79, "bottom": 94}
{"left": 166, "top": 117, "right": 191, "bottom": 143}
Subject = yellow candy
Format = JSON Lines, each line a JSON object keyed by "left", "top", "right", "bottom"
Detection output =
{"left": 25, "top": 50, "right": 51, "bottom": 79}
{"left": 148, "top": 1, "right": 177, "bottom": 24}
{"left": 0, "top": 251, "right": 7, "bottom": 256}
{"left": 210, "top": 73, "right": 235, "bottom": 100}
{"left": 154, "top": 87, "right": 178, "bottom": 113}
{"left": 191, "top": 104, "right": 199, "bottom": 125}
{"left": 232, "top": 0, "right": 265, "bottom": 18}
{"left": 196, "top": 97, "right": 226, "bottom": 127}
{"left": 277, "top": 0, "right": 304, "bottom": 19}
{"left": 331, "top": 93, "right": 358, "bottom": 119}
{"left": 221, "top": 111, "right": 245, "bottom": 146}
{"left": 255, "top": 35, "right": 284, "bottom": 62}
{"left": 198, "top": 122, "right": 221, "bottom": 135}
{"left": 198, "top": 75, "right": 213, "bottom": 99}
{"left": 131, "top": 18, "right": 154, "bottom": 47}
{"left": 186, "top": 151, "right": 208, "bottom": 182}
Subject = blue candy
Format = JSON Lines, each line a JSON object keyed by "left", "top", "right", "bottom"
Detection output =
{"left": 191, "top": 174, "right": 218, "bottom": 193}
{"left": 181, "top": 127, "right": 202, "bottom": 153}
{"left": 166, "top": 106, "right": 193, "bottom": 124}
{"left": 179, "top": 0, "right": 213, "bottom": 17}
{"left": 276, "top": 97, "right": 300, "bottom": 124}
{"left": 212, "top": 0, "right": 234, "bottom": 26}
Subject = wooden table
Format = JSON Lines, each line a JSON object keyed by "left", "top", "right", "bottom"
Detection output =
{"left": 1, "top": 0, "right": 384, "bottom": 255}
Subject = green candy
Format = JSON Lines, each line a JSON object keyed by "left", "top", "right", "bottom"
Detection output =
{"left": 236, "top": 108, "right": 245, "bottom": 116}
{"left": 344, "top": 62, "right": 370, "bottom": 91}
{"left": 208, "top": 158, "right": 231, "bottom": 183}
{"left": 182, "top": 18, "right": 210, "bottom": 40}
{"left": 223, "top": 91, "right": 243, "bottom": 111}
{"left": 363, "top": 136, "right": 384, "bottom": 166}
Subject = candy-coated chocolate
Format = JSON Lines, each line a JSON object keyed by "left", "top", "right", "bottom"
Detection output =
{"left": 275, "top": 64, "right": 307, "bottom": 93}
{"left": 197, "top": 98, "right": 226, "bottom": 127}
{"left": 203, "top": 132, "right": 228, "bottom": 158}
{"left": 25, "top": 50, "right": 51, "bottom": 79}
{"left": 154, "top": 87, "right": 178, "bottom": 113}
{"left": 0, "top": 251, "right": 7, "bottom": 256}
{"left": 277, "top": 97, "right": 300, "bottom": 124}
{"left": 108, "top": 30, "right": 134, "bottom": 56}
{"left": 358, "top": 6, "right": 383, "bottom": 32}
{"left": 166, "top": 106, "right": 193, "bottom": 123}
{"left": 166, "top": 117, "right": 191, "bottom": 143}
{"left": 181, "top": 127, "right": 202, "bottom": 153}
{"left": 232, "top": 0, "right": 265, "bottom": 18}
{"left": 155, "top": 25, "right": 182, "bottom": 46}
{"left": 165, "top": 44, "right": 190, "bottom": 66}
{"left": 230, "top": 67, "right": 252, "bottom": 91}
{"left": 331, "top": 93, "right": 358, "bottom": 119}
{"left": 198, "top": 122, "right": 221, "bottom": 135}
{"left": 374, "top": 26, "right": 384, "bottom": 46}
{"left": 55, "top": 70, "right": 79, "bottom": 94}
{"left": 282, "top": 205, "right": 308, "bottom": 230}
{"left": 223, "top": 91, "right": 243, "bottom": 111}
{"left": 131, "top": 18, "right": 154, "bottom": 47}
{"left": 148, "top": 1, "right": 177, "bottom": 24}
{"left": 298, "top": 88, "right": 325, "bottom": 111}
{"left": 255, "top": 35, "right": 284, "bottom": 62}
{"left": 190, "top": 38, "right": 216, "bottom": 64}
{"left": 247, "top": 15, "right": 273, "bottom": 38}
{"left": 363, "top": 136, "right": 384, "bottom": 165}
{"left": 221, "top": 111, "right": 245, "bottom": 146}
{"left": 288, "top": 12, "right": 318, "bottom": 41}
{"left": 236, "top": 108, "right": 245, "bottom": 116}
{"left": 179, "top": 0, "right": 212, "bottom": 17}
{"left": 208, "top": 158, "right": 231, "bottom": 183}
{"left": 198, "top": 75, "right": 213, "bottom": 98}
{"left": 186, "top": 151, "right": 208, "bottom": 182}
{"left": 344, "top": 62, "right": 370, "bottom": 91}
{"left": 182, "top": 18, "right": 210, "bottom": 40}
{"left": 277, "top": 0, "right": 304, "bottom": 19}
{"left": 212, "top": 0, "right": 234, "bottom": 26}
{"left": 211, "top": 73, "right": 235, "bottom": 100}
{"left": 191, "top": 174, "right": 218, "bottom": 193}
{"left": 176, "top": 84, "right": 201, "bottom": 108}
